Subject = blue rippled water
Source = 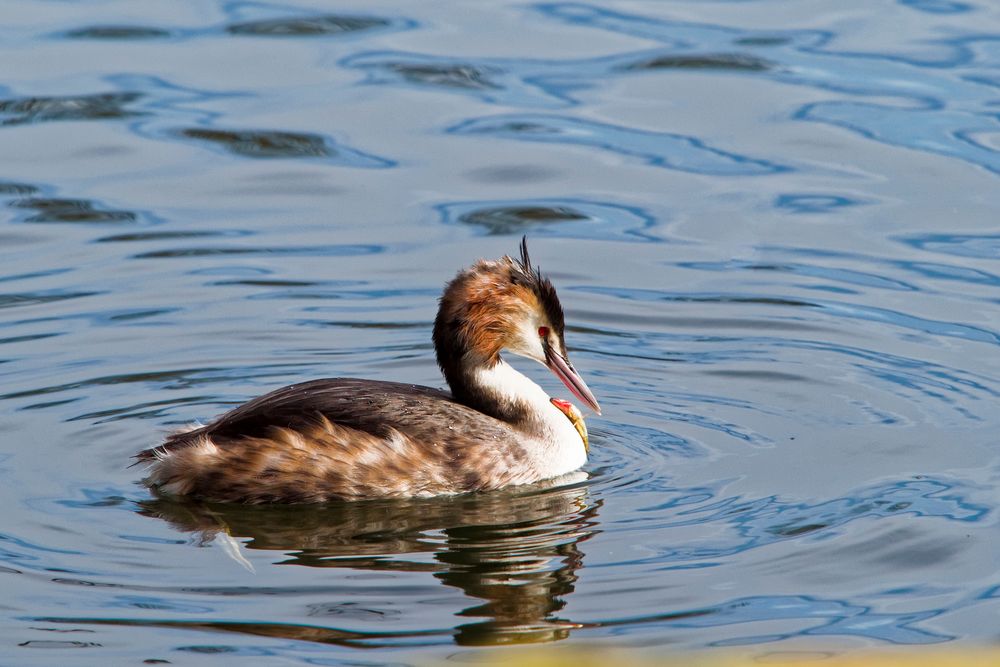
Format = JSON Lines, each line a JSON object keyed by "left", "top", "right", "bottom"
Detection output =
{"left": 1, "top": 0, "right": 999, "bottom": 664}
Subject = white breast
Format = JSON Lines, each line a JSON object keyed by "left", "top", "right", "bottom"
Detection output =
{"left": 471, "top": 360, "right": 588, "bottom": 478}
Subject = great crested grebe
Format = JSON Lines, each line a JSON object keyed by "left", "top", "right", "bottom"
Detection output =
{"left": 135, "top": 239, "right": 600, "bottom": 504}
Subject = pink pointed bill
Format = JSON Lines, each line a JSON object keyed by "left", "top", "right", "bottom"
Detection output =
{"left": 546, "top": 350, "right": 601, "bottom": 415}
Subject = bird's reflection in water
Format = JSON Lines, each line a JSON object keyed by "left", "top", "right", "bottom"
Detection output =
{"left": 138, "top": 479, "right": 600, "bottom": 647}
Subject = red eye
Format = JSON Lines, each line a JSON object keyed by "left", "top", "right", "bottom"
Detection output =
{"left": 538, "top": 326, "right": 549, "bottom": 338}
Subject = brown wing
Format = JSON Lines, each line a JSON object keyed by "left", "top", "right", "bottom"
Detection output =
{"left": 135, "top": 378, "right": 538, "bottom": 502}
{"left": 136, "top": 378, "right": 515, "bottom": 462}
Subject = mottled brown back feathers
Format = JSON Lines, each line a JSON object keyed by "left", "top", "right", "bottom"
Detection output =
{"left": 136, "top": 379, "right": 541, "bottom": 503}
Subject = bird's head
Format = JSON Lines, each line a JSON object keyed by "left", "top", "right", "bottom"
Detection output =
{"left": 434, "top": 238, "right": 601, "bottom": 414}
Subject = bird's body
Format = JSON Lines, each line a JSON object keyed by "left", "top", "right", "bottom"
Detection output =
{"left": 136, "top": 239, "right": 600, "bottom": 503}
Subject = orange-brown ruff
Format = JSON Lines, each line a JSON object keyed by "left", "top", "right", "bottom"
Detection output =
{"left": 135, "top": 239, "right": 601, "bottom": 504}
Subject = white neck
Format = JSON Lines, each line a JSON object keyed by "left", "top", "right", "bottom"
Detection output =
{"left": 470, "top": 359, "right": 587, "bottom": 476}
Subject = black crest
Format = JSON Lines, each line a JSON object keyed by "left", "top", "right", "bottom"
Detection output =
{"left": 514, "top": 237, "right": 565, "bottom": 336}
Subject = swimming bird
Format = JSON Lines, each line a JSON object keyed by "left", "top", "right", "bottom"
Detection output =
{"left": 135, "top": 238, "right": 600, "bottom": 503}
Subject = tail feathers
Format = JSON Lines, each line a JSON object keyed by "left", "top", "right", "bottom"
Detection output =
{"left": 132, "top": 422, "right": 206, "bottom": 467}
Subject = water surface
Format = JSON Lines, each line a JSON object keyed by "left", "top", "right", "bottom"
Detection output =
{"left": 2, "top": 0, "right": 1000, "bottom": 664}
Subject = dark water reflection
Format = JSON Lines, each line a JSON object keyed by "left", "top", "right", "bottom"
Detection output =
{"left": 620, "top": 53, "right": 774, "bottom": 72}
{"left": 0, "top": 92, "right": 144, "bottom": 126}
{"left": 224, "top": 15, "right": 392, "bottom": 38}
{"left": 11, "top": 197, "right": 138, "bottom": 225}
{"left": 85, "top": 484, "right": 598, "bottom": 647}
{"left": 62, "top": 26, "right": 173, "bottom": 41}
{"left": 439, "top": 198, "right": 661, "bottom": 241}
